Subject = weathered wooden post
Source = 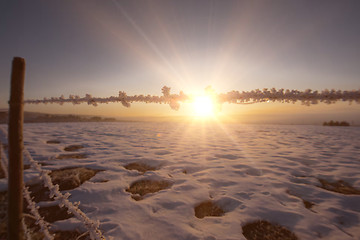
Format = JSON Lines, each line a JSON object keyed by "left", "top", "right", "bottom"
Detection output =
{"left": 8, "top": 57, "right": 25, "bottom": 240}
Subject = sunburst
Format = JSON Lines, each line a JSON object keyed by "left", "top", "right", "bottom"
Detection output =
{"left": 192, "top": 95, "right": 215, "bottom": 117}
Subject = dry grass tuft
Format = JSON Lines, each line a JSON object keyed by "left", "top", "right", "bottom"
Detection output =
{"left": 302, "top": 199, "right": 315, "bottom": 209}
{"left": 27, "top": 167, "right": 102, "bottom": 201}
{"left": 124, "top": 162, "right": 157, "bottom": 174}
{"left": 194, "top": 200, "right": 225, "bottom": 219}
{"left": 0, "top": 167, "right": 99, "bottom": 239}
{"left": 22, "top": 206, "right": 74, "bottom": 235}
{"left": 56, "top": 153, "right": 87, "bottom": 159}
{"left": 50, "top": 167, "right": 102, "bottom": 191}
{"left": 318, "top": 179, "right": 360, "bottom": 195}
{"left": 27, "top": 182, "right": 53, "bottom": 202}
{"left": 131, "top": 195, "right": 143, "bottom": 201}
{"left": 242, "top": 220, "right": 298, "bottom": 240}
{"left": 22, "top": 205, "right": 73, "bottom": 229}
{"left": 0, "top": 192, "right": 84, "bottom": 239}
{"left": 64, "top": 145, "right": 84, "bottom": 152}
{"left": 126, "top": 179, "right": 172, "bottom": 200}
{"left": 38, "top": 205, "right": 74, "bottom": 223}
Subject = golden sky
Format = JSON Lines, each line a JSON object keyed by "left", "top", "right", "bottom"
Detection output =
{"left": 1, "top": 1, "right": 360, "bottom": 123}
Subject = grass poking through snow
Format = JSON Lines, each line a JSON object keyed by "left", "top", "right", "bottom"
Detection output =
{"left": 124, "top": 162, "right": 158, "bottom": 174}
{"left": 194, "top": 200, "right": 225, "bottom": 219}
{"left": 64, "top": 145, "right": 84, "bottom": 152}
{"left": 242, "top": 220, "right": 298, "bottom": 240}
{"left": 56, "top": 153, "right": 87, "bottom": 159}
{"left": 126, "top": 179, "right": 172, "bottom": 201}
{"left": 318, "top": 179, "right": 360, "bottom": 195}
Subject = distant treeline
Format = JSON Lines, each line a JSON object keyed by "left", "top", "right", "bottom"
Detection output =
{"left": 0, "top": 111, "right": 118, "bottom": 124}
{"left": 29, "top": 114, "right": 117, "bottom": 123}
{"left": 323, "top": 120, "right": 350, "bottom": 126}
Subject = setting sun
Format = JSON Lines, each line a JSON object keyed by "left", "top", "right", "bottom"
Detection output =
{"left": 192, "top": 95, "right": 215, "bottom": 117}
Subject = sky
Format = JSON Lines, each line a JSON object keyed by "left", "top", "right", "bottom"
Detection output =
{"left": 1, "top": 0, "right": 360, "bottom": 123}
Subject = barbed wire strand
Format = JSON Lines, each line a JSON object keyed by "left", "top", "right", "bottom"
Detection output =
{"left": 23, "top": 87, "right": 360, "bottom": 110}
{"left": 1, "top": 128, "right": 105, "bottom": 240}
{"left": 1, "top": 141, "right": 53, "bottom": 240}
{"left": 23, "top": 149, "right": 105, "bottom": 240}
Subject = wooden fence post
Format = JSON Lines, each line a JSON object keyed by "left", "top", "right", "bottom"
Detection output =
{"left": 8, "top": 57, "right": 25, "bottom": 240}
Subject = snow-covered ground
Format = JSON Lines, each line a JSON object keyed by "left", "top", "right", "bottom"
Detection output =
{"left": 1, "top": 122, "right": 360, "bottom": 240}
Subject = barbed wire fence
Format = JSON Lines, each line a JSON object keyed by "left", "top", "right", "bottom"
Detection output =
{"left": 3, "top": 57, "right": 360, "bottom": 240}
{"left": 1, "top": 142, "right": 38, "bottom": 240}
{"left": 0, "top": 128, "right": 105, "bottom": 240}
{"left": 3, "top": 57, "right": 107, "bottom": 240}
{"left": 24, "top": 86, "right": 360, "bottom": 110}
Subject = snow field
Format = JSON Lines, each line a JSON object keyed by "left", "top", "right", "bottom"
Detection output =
{"left": 1, "top": 122, "right": 359, "bottom": 240}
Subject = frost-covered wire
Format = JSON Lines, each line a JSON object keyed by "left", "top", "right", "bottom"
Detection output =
{"left": 0, "top": 141, "right": 53, "bottom": 240}
{"left": 218, "top": 88, "right": 360, "bottom": 106}
{"left": 1, "top": 127, "right": 105, "bottom": 239}
{"left": 24, "top": 86, "right": 188, "bottom": 110}
{"left": 24, "top": 86, "right": 360, "bottom": 110}
{"left": 23, "top": 185, "right": 54, "bottom": 240}
{"left": 23, "top": 149, "right": 105, "bottom": 240}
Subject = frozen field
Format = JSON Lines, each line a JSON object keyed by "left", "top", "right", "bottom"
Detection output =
{"left": 1, "top": 122, "right": 360, "bottom": 240}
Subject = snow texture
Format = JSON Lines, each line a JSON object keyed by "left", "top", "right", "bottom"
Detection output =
{"left": 1, "top": 122, "right": 360, "bottom": 240}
